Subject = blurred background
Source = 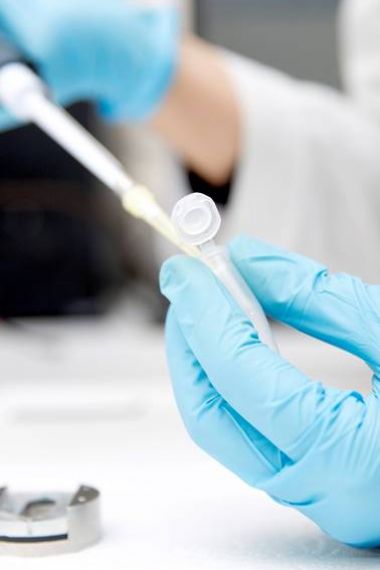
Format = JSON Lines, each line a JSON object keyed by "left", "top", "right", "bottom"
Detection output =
{"left": 0, "top": 0, "right": 341, "bottom": 320}
{"left": 0, "top": 3, "right": 372, "bottom": 567}
{"left": 0, "top": 0, "right": 362, "bottom": 493}
{"left": 196, "top": 0, "right": 340, "bottom": 86}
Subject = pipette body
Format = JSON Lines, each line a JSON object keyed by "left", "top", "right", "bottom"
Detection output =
{"left": 0, "top": 57, "right": 276, "bottom": 349}
{"left": 0, "top": 62, "right": 197, "bottom": 256}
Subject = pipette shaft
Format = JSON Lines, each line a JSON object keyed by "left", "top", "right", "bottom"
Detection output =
{"left": 0, "top": 60, "right": 276, "bottom": 349}
{"left": 0, "top": 63, "right": 197, "bottom": 256}
{"left": 23, "top": 92, "right": 131, "bottom": 194}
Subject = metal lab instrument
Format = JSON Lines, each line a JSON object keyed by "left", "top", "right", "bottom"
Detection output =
{"left": 0, "top": 485, "right": 101, "bottom": 557}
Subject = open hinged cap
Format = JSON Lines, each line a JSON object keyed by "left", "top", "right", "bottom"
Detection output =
{"left": 171, "top": 193, "right": 221, "bottom": 247}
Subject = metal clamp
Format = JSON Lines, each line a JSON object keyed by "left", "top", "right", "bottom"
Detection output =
{"left": 0, "top": 485, "right": 101, "bottom": 557}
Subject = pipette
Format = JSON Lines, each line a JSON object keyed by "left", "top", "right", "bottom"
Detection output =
{"left": 172, "top": 193, "right": 278, "bottom": 351}
{"left": 0, "top": 55, "right": 196, "bottom": 256}
{"left": 0, "top": 39, "right": 276, "bottom": 348}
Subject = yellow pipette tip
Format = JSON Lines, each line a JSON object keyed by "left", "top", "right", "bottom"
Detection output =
{"left": 121, "top": 184, "right": 199, "bottom": 257}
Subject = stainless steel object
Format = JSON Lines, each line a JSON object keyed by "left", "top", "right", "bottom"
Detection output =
{"left": 0, "top": 485, "right": 101, "bottom": 557}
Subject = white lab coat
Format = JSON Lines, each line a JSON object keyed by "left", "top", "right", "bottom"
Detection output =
{"left": 174, "top": 0, "right": 380, "bottom": 283}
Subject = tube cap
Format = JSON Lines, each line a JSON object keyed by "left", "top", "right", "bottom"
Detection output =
{"left": 171, "top": 193, "right": 221, "bottom": 246}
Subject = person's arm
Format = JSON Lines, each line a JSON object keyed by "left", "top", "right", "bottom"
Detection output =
{"left": 3, "top": 0, "right": 380, "bottom": 281}
{"left": 146, "top": 3, "right": 380, "bottom": 282}
{"left": 0, "top": 2, "right": 239, "bottom": 186}
{"left": 150, "top": 36, "right": 240, "bottom": 186}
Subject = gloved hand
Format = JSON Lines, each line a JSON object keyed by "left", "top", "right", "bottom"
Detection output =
{"left": 160, "top": 235, "right": 380, "bottom": 549}
{"left": 0, "top": 0, "right": 178, "bottom": 129}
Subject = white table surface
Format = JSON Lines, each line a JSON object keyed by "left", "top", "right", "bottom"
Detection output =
{"left": 0, "top": 298, "right": 378, "bottom": 569}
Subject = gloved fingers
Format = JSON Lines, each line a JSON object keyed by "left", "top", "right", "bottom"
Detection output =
{"left": 0, "top": 1, "right": 34, "bottom": 43}
{"left": 0, "top": 106, "right": 21, "bottom": 131}
{"left": 0, "top": 1, "right": 48, "bottom": 72}
{"left": 166, "top": 307, "right": 287, "bottom": 484}
{"left": 0, "top": 0, "right": 24, "bottom": 21}
{"left": 97, "top": 3, "right": 179, "bottom": 122}
{"left": 229, "top": 236, "right": 380, "bottom": 369}
{"left": 161, "top": 256, "right": 367, "bottom": 461}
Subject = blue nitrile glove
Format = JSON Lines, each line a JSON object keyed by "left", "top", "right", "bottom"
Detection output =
{"left": 160, "top": 235, "right": 380, "bottom": 549}
{"left": 0, "top": 0, "right": 178, "bottom": 129}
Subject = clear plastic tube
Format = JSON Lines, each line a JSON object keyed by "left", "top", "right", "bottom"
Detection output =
{"left": 201, "top": 244, "right": 277, "bottom": 351}
{"left": 172, "top": 193, "right": 278, "bottom": 351}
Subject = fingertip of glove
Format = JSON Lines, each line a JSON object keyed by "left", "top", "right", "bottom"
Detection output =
{"left": 159, "top": 255, "right": 205, "bottom": 298}
{"left": 229, "top": 235, "right": 280, "bottom": 261}
{"left": 229, "top": 236, "right": 326, "bottom": 277}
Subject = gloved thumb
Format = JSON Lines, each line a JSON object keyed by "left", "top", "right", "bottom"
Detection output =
{"left": 229, "top": 235, "right": 380, "bottom": 370}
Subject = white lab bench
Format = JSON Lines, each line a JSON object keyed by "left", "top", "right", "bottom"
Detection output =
{"left": 0, "top": 296, "right": 378, "bottom": 569}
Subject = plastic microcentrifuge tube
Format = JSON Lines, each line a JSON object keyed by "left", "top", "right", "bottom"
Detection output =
{"left": 172, "top": 193, "right": 278, "bottom": 351}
